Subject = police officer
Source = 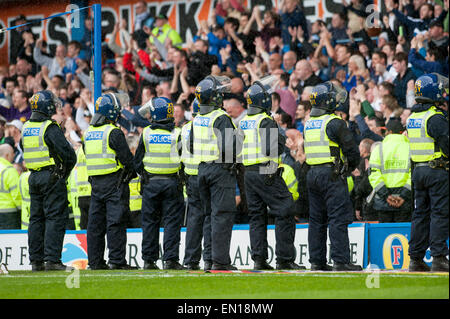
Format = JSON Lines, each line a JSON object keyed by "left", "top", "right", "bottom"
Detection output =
{"left": 135, "top": 96, "right": 186, "bottom": 270}
{"left": 304, "top": 82, "right": 362, "bottom": 271}
{"left": 0, "top": 144, "right": 21, "bottom": 229}
{"left": 368, "top": 120, "right": 412, "bottom": 223}
{"left": 84, "top": 93, "right": 136, "bottom": 270}
{"left": 67, "top": 146, "right": 91, "bottom": 230}
{"left": 406, "top": 73, "right": 449, "bottom": 272}
{"left": 239, "top": 76, "right": 302, "bottom": 270}
{"left": 188, "top": 75, "right": 242, "bottom": 270}
{"left": 181, "top": 98, "right": 212, "bottom": 271}
{"left": 21, "top": 90, "right": 76, "bottom": 271}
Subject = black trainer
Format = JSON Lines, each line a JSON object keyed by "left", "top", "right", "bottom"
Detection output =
{"left": 310, "top": 263, "right": 333, "bottom": 271}
{"left": 143, "top": 261, "right": 159, "bottom": 270}
{"left": 45, "top": 261, "right": 74, "bottom": 271}
{"left": 276, "top": 262, "right": 306, "bottom": 270}
{"left": 211, "top": 263, "right": 237, "bottom": 270}
{"left": 31, "top": 261, "right": 45, "bottom": 272}
{"left": 431, "top": 256, "right": 449, "bottom": 272}
{"left": 254, "top": 260, "right": 274, "bottom": 270}
{"left": 409, "top": 258, "right": 430, "bottom": 272}
{"left": 163, "top": 260, "right": 186, "bottom": 270}
{"left": 108, "top": 263, "right": 138, "bottom": 270}
{"left": 186, "top": 263, "right": 200, "bottom": 270}
{"left": 332, "top": 262, "right": 363, "bottom": 271}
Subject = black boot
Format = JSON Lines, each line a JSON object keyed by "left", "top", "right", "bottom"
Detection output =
{"left": 211, "top": 263, "right": 237, "bottom": 270}
{"left": 88, "top": 262, "right": 109, "bottom": 270}
{"left": 45, "top": 261, "right": 74, "bottom": 271}
{"left": 163, "top": 260, "right": 187, "bottom": 270}
{"left": 31, "top": 261, "right": 45, "bottom": 272}
{"left": 408, "top": 258, "right": 430, "bottom": 272}
{"left": 254, "top": 260, "right": 274, "bottom": 270}
{"left": 143, "top": 261, "right": 159, "bottom": 270}
{"left": 431, "top": 256, "right": 449, "bottom": 272}
{"left": 276, "top": 261, "right": 306, "bottom": 270}
{"left": 203, "top": 261, "right": 212, "bottom": 271}
{"left": 332, "top": 262, "right": 363, "bottom": 271}
{"left": 310, "top": 263, "right": 333, "bottom": 271}
{"left": 186, "top": 263, "right": 200, "bottom": 270}
{"left": 108, "top": 263, "right": 138, "bottom": 270}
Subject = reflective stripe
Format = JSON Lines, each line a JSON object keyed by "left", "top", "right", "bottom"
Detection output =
{"left": 68, "top": 213, "right": 74, "bottom": 219}
{"left": 85, "top": 153, "right": 116, "bottom": 159}
{"left": 22, "top": 221, "right": 29, "bottom": 227}
{"left": 411, "top": 149, "right": 434, "bottom": 155}
{"left": 87, "top": 163, "right": 117, "bottom": 171}
{"left": 0, "top": 208, "right": 18, "bottom": 213}
{"left": 130, "top": 195, "right": 142, "bottom": 200}
{"left": 286, "top": 179, "right": 297, "bottom": 189}
{"left": 304, "top": 141, "right": 328, "bottom": 147}
{"left": 306, "top": 152, "right": 333, "bottom": 158}
{"left": 145, "top": 163, "right": 181, "bottom": 169}
{"left": 144, "top": 152, "right": 175, "bottom": 158}
{"left": 366, "top": 181, "right": 385, "bottom": 203}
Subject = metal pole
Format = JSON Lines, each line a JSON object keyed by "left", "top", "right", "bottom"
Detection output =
{"left": 93, "top": 3, "right": 102, "bottom": 104}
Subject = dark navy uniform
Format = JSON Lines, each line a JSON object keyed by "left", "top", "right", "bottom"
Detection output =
{"left": 21, "top": 91, "right": 76, "bottom": 271}
{"left": 304, "top": 82, "right": 362, "bottom": 271}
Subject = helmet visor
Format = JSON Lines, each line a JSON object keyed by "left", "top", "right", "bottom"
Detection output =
{"left": 256, "top": 75, "right": 279, "bottom": 95}
{"left": 107, "top": 93, "right": 129, "bottom": 111}
{"left": 206, "top": 75, "right": 232, "bottom": 93}
{"left": 138, "top": 99, "right": 152, "bottom": 118}
{"left": 332, "top": 83, "right": 348, "bottom": 105}
{"left": 51, "top": 93, "right": 63, "bottom": 111}
{"left": 432, "top": 73, "right": 449, "bottom": 94}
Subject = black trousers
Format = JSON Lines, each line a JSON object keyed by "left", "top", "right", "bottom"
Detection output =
{"left": 197, "top": 162, "right": 237, "bottom": 266}
{"left": 87, "top": 172, "right": 129, "bottom": 267}
{"left": 306, "top": 167, "right": 354, "bottom": 265}
{"left": 244, "top": 170, "right": 296, "bottom": 263}
{"left": 141, "top": 176, "right": 185, "bottom": 263}
{"left": 183, "top": 175, "right": 212, "bottom": 265}
{"left": 409, "top": 166, "right": 449, "bottom": 259}
{"left": 28, "top": 170, "right": 69, "bottom": 263}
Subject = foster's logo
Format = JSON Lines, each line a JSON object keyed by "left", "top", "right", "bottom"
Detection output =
{"left": 382, "top": 233, "right": 410, "bottom": 270}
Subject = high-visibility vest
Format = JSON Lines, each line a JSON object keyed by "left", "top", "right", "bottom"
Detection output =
{"left": 84, "top": 124, "right": 123, "bottom": 176}
{"left": 192, "top": 109, "right": 234, "bottom": 162}
{"left": 142, "top": 127, "right": 181, "bottom": 174}
{"left": 67, "top": 168, "right": 81, "bottom": 230}
{"left": 347, "top": 176, "right": 354, "bottom": 193}
{"left": 18, "top": 171, "right": 31, "bottom": 230}
{"left": 406, "top": 106, "right": 445, "bottom": 162}
{"left": 304, "top": 114, "right": 343, "bottom": 165}
{"left": 150, "top": 24, "right": 182, "bottom": 48}
{"left": 73, "top": 147, "right": 91, "bottom": 197}
{"left": 369, "top": 133, "right": 411, "bottom": 193}
{"left": 181, "top": 121, "right": 200, "bottom": 176}
{"left": 21, "top": 120, "right": 55, "bottom": 170}
{"left": 0, "top": 158, "right": 21, "bottom": 215}
{"left": 240, "top": 113, "right": 280, "bottom": 166}
{"left": 280, "top": 163, "right": 299, "bottom": 201}
{"left": 129, "top": 177, "right": 142, "bottom": 212}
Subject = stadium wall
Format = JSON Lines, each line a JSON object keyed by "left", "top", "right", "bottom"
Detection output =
{"left": 1, "top": 222, "right": 445, "bottom": 271}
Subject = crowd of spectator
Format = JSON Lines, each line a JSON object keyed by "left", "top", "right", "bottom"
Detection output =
{"left": 0, "top": 0, "right": 448, "bottom": 226}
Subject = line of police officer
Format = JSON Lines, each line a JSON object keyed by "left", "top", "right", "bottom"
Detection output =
{"left": 19, "top": 72, "right": 448, "bottom": 272}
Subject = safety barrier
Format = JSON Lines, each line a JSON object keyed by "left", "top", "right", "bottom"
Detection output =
{"left": 0, "top": 222, "right": 447, "bottom": 271}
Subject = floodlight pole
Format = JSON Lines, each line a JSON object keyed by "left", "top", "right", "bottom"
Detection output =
{"left": 93, "top": 3, "right": 102, "bottom": 104}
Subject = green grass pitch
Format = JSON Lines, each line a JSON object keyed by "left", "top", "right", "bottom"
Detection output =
{"left": 0, "top": 270, "right": 448, "bottom": 299}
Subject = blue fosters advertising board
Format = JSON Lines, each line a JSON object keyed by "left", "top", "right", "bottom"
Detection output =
{"left": 367, "top": 223, "right": 449, "bottom": 270}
